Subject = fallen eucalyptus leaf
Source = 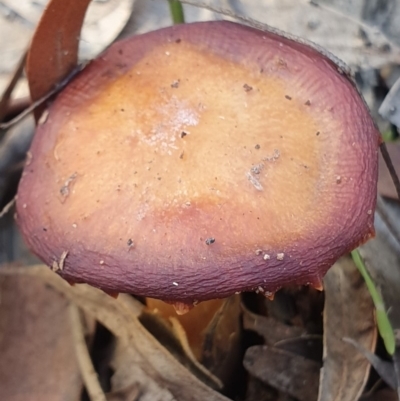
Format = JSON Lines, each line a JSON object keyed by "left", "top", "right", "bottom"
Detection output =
{"left": 0, "top": 265, "right": 231, "bottom": 401}
{"left": 318, "top": 257, "right": 377, "bottom": 401}
{"left": 139, "top": 309, "right": 223, "bottom": 390}
{"left": 69, "top": 304, "right": 107, "bottom": 401}
{"left": 275, "top": 336, "right": 322, "bottom": 362}
{"left": 242, "top": 302, "right": 305, "bottom": 345}
{"left": 361, "top": 388, "right": 399, "bottom": 401}
{"left": 244, "top": 345, "right": 320, "bottom": 401}
{"left": 343, "top": 337, "right": 397, "bottom": 390}
{"left": 109, "top": 339, "right": 175, "bottom": 401}
{"left": 0, "top": 271, "right": 82, "bottom": 401}
{"left": 200, "top": 295, "right": 242, "bottom": 385}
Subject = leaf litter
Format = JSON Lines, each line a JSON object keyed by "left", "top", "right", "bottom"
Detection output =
{"left": 3, "top": 0, "right": 400, "bottom": 400}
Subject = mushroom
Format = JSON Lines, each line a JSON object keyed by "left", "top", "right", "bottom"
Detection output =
{"left": 16, "top": 21, "right": 380, "bottom": 308}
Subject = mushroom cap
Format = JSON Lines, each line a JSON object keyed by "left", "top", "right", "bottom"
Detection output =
{"left": 16, "top": 21, "right": 379, "bottom": 303}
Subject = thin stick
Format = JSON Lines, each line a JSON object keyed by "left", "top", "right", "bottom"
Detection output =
{"left": 380, "top": 142, "right": 400, "bottom": 201}
{"left": 69, "top": 304, "right": 107, "bottom": 401}
{"left": 0, "top": 197, "right": 16, "bottom": 219}
{"left": 0, "top": 65, "right": 85, "bottom": 131}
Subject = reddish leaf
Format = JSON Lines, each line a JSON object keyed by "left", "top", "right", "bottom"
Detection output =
{"left": 26, "top": 0, "right": 91, "bottom": 119}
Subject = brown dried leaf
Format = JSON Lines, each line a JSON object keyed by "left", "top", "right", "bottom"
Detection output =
{"left": 0, "top": 265, "right": 231, "bottom": 401}
{"left": 200, "top": 295, "right": 242, "bottom": 384}
{"left": 244, "top": 345, "right": 320, "bottom": 401}
{"left": 242, "top": 302, "right": 305, "bottom": 345}
{"left": 362, "top": 388, "right": 399, "bottom": 401}
{"left": 275, "top": 336, "right": 322, "bottom": 362}
{"left": 145, "top": 298, "right": 225, "bottom": 361}
{"left": 343, "top": 337, "right": 397, "bottom": 390}
{"left": 69, "top": 304, "right": 107, "bottom": 401}
{"left": 139, "top": 309, "right": 223, "bottom": 390}
{"left": 0, "top": 271, "right": 82, "bottom": 401}
{"left": 145, "top": 296, "right": 242, "bottom": 387}
{"left": 26, "top": 0, "right": 91, "bottom": 118}
{"left": 109, "top": 340, "right": 176, "bottom": 401}
{"left": 318, "top": 257, "right": 377, "bottom": 401}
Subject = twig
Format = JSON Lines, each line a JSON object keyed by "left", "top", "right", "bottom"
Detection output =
{"left": 0, "top": 197, "right": 16, "bottom": 219}
{"left": 2, "top": 97, "right": 31, "bottom": 121}
{"left": 69, "top": 304, "right": 107, "bottom": 401}
{"left": 0, "top": 64, "right": 85, "bottom": 131}
{"left": 380, "top": 142, "right": 400, "bottom": 201}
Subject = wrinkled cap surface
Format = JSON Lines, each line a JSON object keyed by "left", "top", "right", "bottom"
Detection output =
{"left": 16, "top": 21, "right": 380, "bottom": 303}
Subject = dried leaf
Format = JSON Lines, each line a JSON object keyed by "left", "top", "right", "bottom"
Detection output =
{"left": 242, "top": 302, "right": 305, "bottom": 345}
{"left": 275, "top": 336, "right": 322, "bottom": 362}
{"left": 109, "top": 340, "right": 176, "bottom": 401}
{"left": 200, "top": 295, "right": 242, "bottom": 384}
{"left": 318, "top": 257, "right": 377, "bottom": 401}
{"left": 139, "top": 309, "right": 223, "bottom": 390}
{"left": 343, "top": 337, "right": 397, "bottom": 390}
{"left": 26, "top": 0, "right": 92, "bottom": 118}
{"left": 362, "top": 388, "right": 399, "bottom": 401}
{"left": 0, "top": 265, "right": 231, "bottom": 401}
{"left": 69, "top": 304, "right": 107, "bottom": 401}
{"left": 0, "top": 272, "right": 82, "bottom": 401}
{"left": 146, "top": 298, "right": 224, "bottom": 360}
{"left": 244, "top": 345, "right": 320, "bottom": 401}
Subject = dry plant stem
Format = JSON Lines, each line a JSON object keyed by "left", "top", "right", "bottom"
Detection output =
{"left": 0, "top": 65, "right": 83, "bottom": 131}
{"left": 3, "top": 97, "right": 31, "bottom": 121}
{"left": 69, "top": 304, "right": 107, "bottom": 401}
{"left": 0, "top": 50, "right": 27, "bottom": 124}
{"left": 0, "top": 265, "right": 230, "bottom": 401}
{"left": 0, "top": 198, "right": 16, "bottom": 219}
{"left": 380, "top": 142, "right": 400, "bottom": 201}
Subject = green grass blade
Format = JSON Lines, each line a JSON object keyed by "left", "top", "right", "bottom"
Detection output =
{"left": 351, "top": 249, "right": 395, "bottom": 355}
{"left": 168, "top": 0, "right": 185, "bottom": 24}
